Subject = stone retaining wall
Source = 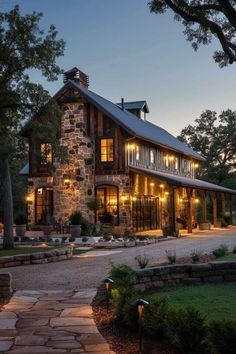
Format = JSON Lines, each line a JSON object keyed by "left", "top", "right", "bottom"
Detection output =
{"left": 135, "top": 261, "right": 236, "bottom": 292}
{"left": 0, "top": 272, "right": 12, "bottom": 304}
{"left": 0, "top": 246, "right": 73, "bottom": 269}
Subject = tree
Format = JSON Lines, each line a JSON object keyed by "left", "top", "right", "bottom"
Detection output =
{"left": 149, "top": 0, "right": 236, "bottom": 67}
{"left": 178, "top": 109, "right": 236, "bottom": 187}
{"left": 0, "top": 6, "right": 65, "bottom": 248}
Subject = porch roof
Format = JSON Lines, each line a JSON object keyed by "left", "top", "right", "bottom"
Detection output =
{"left": 130, "top": 166, "right": 236, "bottom": 195}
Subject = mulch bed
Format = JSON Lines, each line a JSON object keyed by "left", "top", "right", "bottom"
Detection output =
{"left": 92, "top": 286, "right": 173, "bottom": 354}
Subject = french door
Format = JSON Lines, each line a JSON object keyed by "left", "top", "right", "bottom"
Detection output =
{"left": 35, "top": 187, "right": 53, "bottom": 223}
{"left": 132, "top": 196, "right": 158, "bottom": 232}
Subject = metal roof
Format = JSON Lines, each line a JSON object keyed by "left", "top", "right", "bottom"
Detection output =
{"left": 54, "top": 81, "right": 204, "bottom": 161}
{"left": 130, "top": 166, "right": 236, "bottom": 194}
{"left": 116, "top": 100, "right": 149, "bottom": 113}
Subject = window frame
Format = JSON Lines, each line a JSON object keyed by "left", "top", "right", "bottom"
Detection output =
{"left": 100, "top": 138, "right": 114, "bottom": 163}
{"left": 40, "top": 143, "right": 53, "bottom": 166}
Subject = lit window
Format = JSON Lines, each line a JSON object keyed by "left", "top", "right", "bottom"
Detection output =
{"left": 136, "top": 146, "right": 140, "bottom": 161}
{"left": 101, "top": 139, "right": 113, "bottom": 162}
{"left": 40, "top": 143, "right": 52, "bottom": 165}
{"left": 150, "top": 150, "right": 155, "bottom": 164}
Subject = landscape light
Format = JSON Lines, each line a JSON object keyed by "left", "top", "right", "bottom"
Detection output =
{"left": 104, "top": 277, "right": 114, "bottom": 313}
{"left": 133, "top": 299, "right": 149, "bottom": 353}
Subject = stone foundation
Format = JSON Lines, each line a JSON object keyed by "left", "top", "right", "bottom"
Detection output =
{"left": 0, "top": 272, "right": 12, "bottom": 304}
{"left": 0, "top": 247, "right": 73, "bottom": 269}
{"left": 134, "top": 261, "right": 236, "bottom": 292}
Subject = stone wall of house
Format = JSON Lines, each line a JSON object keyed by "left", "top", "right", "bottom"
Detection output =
{"left": 95, "top": 174, "right": 131, "bottom": 228}
{"left": 134, "top": 261, "right": 236, "bottom": 292}
{"left": 27, "top": 101, "right": 95, "bottom": 224}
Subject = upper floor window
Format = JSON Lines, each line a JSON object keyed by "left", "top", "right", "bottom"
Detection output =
{"left": 150, "top": 149, "right": 155, "bottom": 164}
{"left": 40, "top": 143, "right": 52, "bottom": 165}
{"left": 101, "top": 138, "right": 113, "bottom": 162}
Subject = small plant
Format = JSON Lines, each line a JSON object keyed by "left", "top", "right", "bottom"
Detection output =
{"left": 135, "top": 254, "right": 150, "bottom": 269}
{"left": 14, "top": 211, "right": 28, "bottom": 225}
{"left": 86, "top": 196, "right": 103, "bottom": 212}
{"left": 207, "top": 319, "right": 236, "bottom": 354}
{"left": 143, "top": 296, "right": 169, "bottom": 339}
{"left": 81, "top": 218, "right": 93, "bottom": 236}
{"left": 190, "top": 249, "right": 202, "bottom": 263}
{"left": 69, "top": 210, "right": 83, "bottom": 225}
{"left": 213, "top": 243, "right": 228, "bottom": 258}
{"left": 168, "top": 306, "right": 207, "bottom": 354}
{"left": 166, "top": 250, "right": 176, "bottom": 264}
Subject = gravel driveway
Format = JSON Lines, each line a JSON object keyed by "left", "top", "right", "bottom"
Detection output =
{"left": 3, "top": 227, "right": 236, "bottom": 291}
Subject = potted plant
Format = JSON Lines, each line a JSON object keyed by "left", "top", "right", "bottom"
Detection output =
{"left": 15, "top": 211, "right": 28, "bottom": 237}
{"left": 69, "top": 210, "right": 82, "bottom": 237}
{"left": 40, "top": 213, "right": 53, "bottom": 236}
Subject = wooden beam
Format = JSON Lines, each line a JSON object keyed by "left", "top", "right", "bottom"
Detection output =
{"left": 211, "top": 192, "right": 218, "bottom": 227}
{"left": 201, "top": 190, "right": 207, "bottom": 221}
{"left": 97, "top": 110, "right": 103, "bottom": 136}
{"left": 221, "top": 193, "right": 225, "bottom": 217}
{"left": 187, "top": 188, "right": 193, "bottom": 233}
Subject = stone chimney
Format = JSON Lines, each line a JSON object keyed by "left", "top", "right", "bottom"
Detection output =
{"left": 63, "top": 67, "right": 89, "bottom": 88}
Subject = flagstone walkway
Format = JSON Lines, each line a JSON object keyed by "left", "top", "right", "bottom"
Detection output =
{"left": 0, "top": 289, "right": 114, "bottom": 354}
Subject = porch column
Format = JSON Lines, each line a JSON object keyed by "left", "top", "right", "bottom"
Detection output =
{"left": 211, "top": 192, "right": 218, "bottom": 227}
{"left": 221, "top": 193, "right": 225, "bottom": 218}
{"left": 187, "top": 188, "right": 193, "bottom": 233}
{"left": 201, "top": 190, "right": 207, "bottom": 221}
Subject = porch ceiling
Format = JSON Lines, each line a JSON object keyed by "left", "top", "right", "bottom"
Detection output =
{"left": 130, "top": 166, "right": 236, "bottom": 195}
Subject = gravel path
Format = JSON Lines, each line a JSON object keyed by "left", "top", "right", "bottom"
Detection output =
{"left": 2, "top": 227, "right": 236, "bottom": 291}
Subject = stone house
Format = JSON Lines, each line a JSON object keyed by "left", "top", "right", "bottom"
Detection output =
{"left": 20, "top": 67, "right": 236, "bottom": 233}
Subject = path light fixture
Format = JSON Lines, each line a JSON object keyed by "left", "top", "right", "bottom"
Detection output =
{"left": 133, "top": 298, "right": 149, "bottom": 353}
{"left": 104, "top": 277, "right": 114, "bottom": 313}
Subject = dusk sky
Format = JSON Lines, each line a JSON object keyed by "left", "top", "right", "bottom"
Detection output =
{"left": 3, "top": 0, "right": 236, "bottom": 135}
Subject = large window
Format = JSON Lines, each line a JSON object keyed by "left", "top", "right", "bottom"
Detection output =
{"left": 96, "top": 185, "right": 118, "bottom": 225}
{"left": 101, "top": 138, "right": 113, "bottom": 162}
{"left": 40, "top": 143, "right": 52, "bottom": 165}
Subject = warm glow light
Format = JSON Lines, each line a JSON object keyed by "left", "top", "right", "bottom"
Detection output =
{"left": 160, "top": 197, "right": 165, "bottom": 201}
{"left": 150, "top": 183, "right": 155, "bottom": 187}
{"left": 26, "top": 194, "right": 31, "bottom": 202}
{"left": 121, "top": 196, "right": 129, "bottom": 201}
{"left": 194, "top": 163, "right": 199, "bottom": 168}
{"left": 128, "top": 144, "right": 135, "bottom": 150}
{"left": 179, "top": 198, "right": 183, "bottom": 203}
{"left": 165, "top": 191, "right": 169, "bottom": 195}
{"left": 160, "top": 184, "right": 164, "bottom": 188}
{"left": 41, "top": 243, "right": 47, "bottom": 247}
{"left": 169, "top": 156, "right": 174, "bottom": 161}
{"left": 195, "top": 198, "right": 199, "bottom": 203}
{"left": 132, "top": 196, "right": 137, "bottom": 201}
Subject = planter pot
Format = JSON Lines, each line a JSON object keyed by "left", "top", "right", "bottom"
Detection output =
{"left": 199, "top": 222, "right": 211, "bottom": 230}
{"left": 15, "top": 225, "right": 26, "bottom": 237}
{"left": 162, "top": 226, "right": 174, "bottom": 237}
{"left": 40, "top": 225, "right": 53, "bottom": 236}
{"left": 70, "top": 225, "right": 81, "bottom": 238}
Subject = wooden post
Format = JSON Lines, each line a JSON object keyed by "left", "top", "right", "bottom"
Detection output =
{"left": 211, "top": 192, "right": 218, "bottom": 227}
{"left": 221, "top": 193, "right": 225, "bottom": 218}
{"left": 230, "top": 194, "right": 233, "bottom": 225}
{"left": 187, "top": 188, "right": 193, "bottom": 233}
{"left": 201, "top": 190, "right": 207, "bottom": 221}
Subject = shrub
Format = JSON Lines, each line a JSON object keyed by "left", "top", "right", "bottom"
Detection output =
{"left": 213, "top": 244, "right": 228, "bottom": 258}
{"left": 135, "top": 254, "right": 150, "bottom": 269}
{"left": 168, "top": 306, "right": 207, "bottom": 354}
{"left": 207, "top": 319, "right": 236, "bottom": 354}
{"left": 111, "top": 286, "right": 138, "bottom": 328}
{"left": 110, "top": 263, "right": 135, "bottom": 288}
{"left": 80, "top": 218, "right": 93, "bottom": 236}
{"left": 166, "top": 250, "right": 176, "bottom": 264}
{"left": 14, "top": 211, "right": 28, "bottom": 225}
{"left": 143, "top": 296, "right": 169, "bottom": 339}
{"left": 69, "top": 211, "right": 83, "bottom": 225}
{"left": 190, "top": 249, "right": 202, "bottom": 263}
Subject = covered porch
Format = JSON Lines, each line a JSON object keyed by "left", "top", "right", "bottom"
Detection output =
{"left": 130, "top": 166, "right": 236, "bottom": 234}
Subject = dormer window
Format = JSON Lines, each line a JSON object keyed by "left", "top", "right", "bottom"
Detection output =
{"left": 40, "top": 143, "right": 52, "bottom": 165}
{"left": 101, "top": 139, "right": 113, "bottom": 162}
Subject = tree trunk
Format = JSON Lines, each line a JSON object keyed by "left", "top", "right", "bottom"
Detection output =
{"left": 2, "top": 154, "right": 14, "bottom": 249}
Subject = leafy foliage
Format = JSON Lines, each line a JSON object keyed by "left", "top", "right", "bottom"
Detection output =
{"left": 69, "top": 211, "right": 83, "bottom": 225}
{"left": 207, "top": 319, "right": 236, "bottom": 354}
{"left": 149, "top": 1, "right": 236, "bottom": 67}
{"left": 212, "top": 243, "right": 228, "bottom": 258}
{"left": 134, "top": 254, "right": 150, "bottom": 269}
{"left": 178, "top": 109, "right": 236, "bottom": 187}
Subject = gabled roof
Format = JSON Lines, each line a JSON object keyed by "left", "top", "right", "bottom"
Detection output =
{"left": 130, "top": 166, "right": 236, "bottom": 194}
{"left": 116, "top": 100, "right": 149, "bottom": 113}
{"left": 54, "top": 81, "right": 204, "bottom": 161}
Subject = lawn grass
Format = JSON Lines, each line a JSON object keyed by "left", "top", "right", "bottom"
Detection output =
{"left": 149, "top": 282, "right": 236, "bottom": 322}
{"left": 217, "top": 253, "right": 236, "bottom": 261}
{"left": 0, "top": 246, "right": 56, "bottom": 257}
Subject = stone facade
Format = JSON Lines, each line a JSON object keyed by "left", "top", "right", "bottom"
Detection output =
{"left": 95, "top": 174, "right": 131, "bottom": 228}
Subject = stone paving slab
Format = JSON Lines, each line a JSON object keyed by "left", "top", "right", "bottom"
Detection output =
{"left": 0, "top": 289, "right": 114, "bottom": 353}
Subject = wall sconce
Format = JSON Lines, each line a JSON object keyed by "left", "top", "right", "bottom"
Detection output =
{"left": 63, "top": 174, "right": 71, "bottom": 188}
{"left": 194, "top": 163, "right": 199, "bottom": 168}
{"left": 160, "top": 184, "right": 164, "bottom": 189}
{"left": 132, "top": 196, "right": 137, "bottom": 201}
{"left": 26, "top": 194, "right": 32, "bottom": 203}
{"left": 195, "top": 198, "right": 199, "bottom": 203}
{"left": 165, "top": 191, "right": 169, "bottom": 195}
{"left": 150, "top": 182, "right": 155, "bottom": 187}
{"left": 169, "top": 155, "right": 174, "bottom": 161}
